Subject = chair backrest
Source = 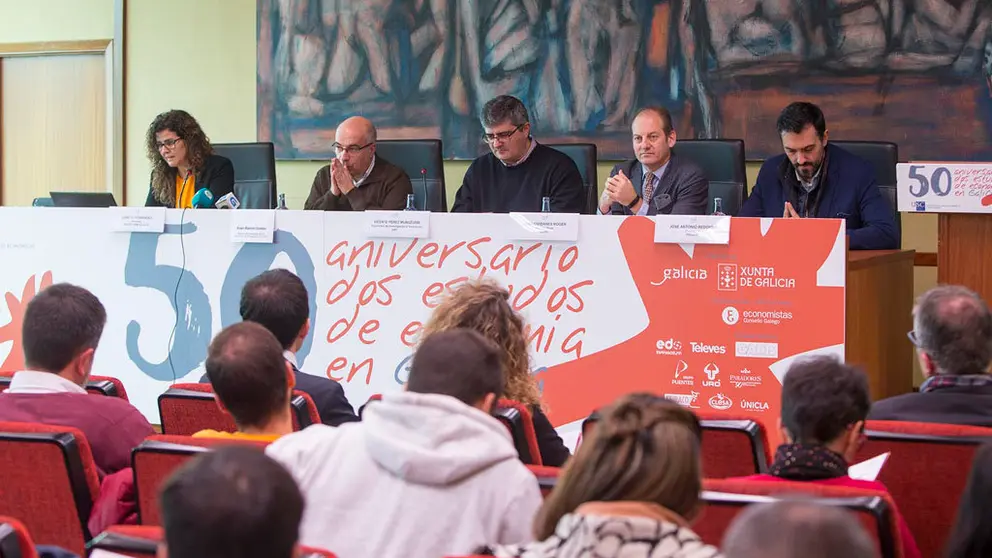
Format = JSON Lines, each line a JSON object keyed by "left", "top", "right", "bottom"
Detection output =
{"left": 854, "top": 420, "right": 992, "bottom": 558}
{"left": 830, "top": 141, "right": 900, "bottom": 236}
{"left": 494, "top": 399, "right": 542, "bottom": 465}
{"left": 373, "top": 139, "right": 447, "bottom": 212}
{"left": 544, "top": 143, "right": 597, "bottom": 214}
{"left": 0, "top": 517, "right": 38, "bottom": 558}
{"left": 30, "top": 197, "right": 53, "bottom": 207}
{"left": 158, "top": 383, "right": 317, "bottom": 435}
{"left": 211, "top": 142, "right": 278, "bottom": 209}
{"left": 0, "top": 373, "right": 127, "bottom": 401}
{"left": 91, "top": 525, "right": 337, "bottom": 558}
{"left": 672, "top": 139, "right": 747, "bottom": 215}
{"left": 700, "top": 478, "right": 900, "bottom": 558}
{"left": 698, "top": 417, "right": 771, "bottom": 477}
{"left": 525, "top": 465, "right": 561, "bottom": 498}
{"left": 132, "top": 435, "right": 269, "bottom": 525}
{"left": 0, "top": 422, "right": 101, "bottom": 556}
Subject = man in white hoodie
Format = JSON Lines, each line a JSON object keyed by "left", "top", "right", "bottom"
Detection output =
{"left": 266, "top": 328, "right": 543, "bottom": 558}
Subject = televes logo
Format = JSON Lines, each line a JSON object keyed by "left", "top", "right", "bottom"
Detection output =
{"left": 691, "top": 342, "right": 726, "bottom": 355}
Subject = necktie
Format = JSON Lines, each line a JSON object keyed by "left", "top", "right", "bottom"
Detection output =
{"left": 642, "top": 172, "right": 656, "bottom": 209}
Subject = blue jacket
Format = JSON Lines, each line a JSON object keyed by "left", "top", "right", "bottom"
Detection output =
{"left": 740, "top": 144, "right": 899, "bottom": 250}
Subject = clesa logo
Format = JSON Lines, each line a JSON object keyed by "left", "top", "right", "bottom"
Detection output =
{"left": 656, "top": 338, "right": 684, "bottom": 356}
{"left": 702, "top": 363, "right": 720, "bottom": 387}
{"left": 740, "top": 399, "right": 770, "bottom": 411}
{"left": 691, "top": 342, "right": 727, "bottom": 355}
{"left": 651, "top": 266, "right": 708, "bottom": 286}
{"left": 708, "top": 393, "right": 733, "bottom": 411}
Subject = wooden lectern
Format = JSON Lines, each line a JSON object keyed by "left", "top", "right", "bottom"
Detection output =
{"left": 938, "top": 213, "right": 992, "bottom": 302}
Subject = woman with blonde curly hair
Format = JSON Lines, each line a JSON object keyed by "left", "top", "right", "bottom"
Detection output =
{"left": 144, "top": 109, "right": 234, "bottom": 208}
{"left": 484, "top": 393, "right": 720, "bottom": 558}
{"left": 422, "top": 281, "right": 570, "bottom": 466}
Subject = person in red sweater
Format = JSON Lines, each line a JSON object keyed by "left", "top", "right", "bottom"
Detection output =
{"left": 736, "top": 355, "right": 921, "bottom": 558}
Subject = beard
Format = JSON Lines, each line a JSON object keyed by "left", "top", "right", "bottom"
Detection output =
{"left": 794, "top": 158, "right": 822, "bottom": 181}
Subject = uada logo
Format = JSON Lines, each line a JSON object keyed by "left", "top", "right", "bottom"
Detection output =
{"left": 655, "top": 338, "right": 684, "bottom": 356}
{"left": 708, "top": 393, "right": 733, "bottom": 411}
{"left": 691, "top": 342, "right": 727, "bottom": 355}
{"left": 651, "top": 266, "right": 707, "bottom": 286}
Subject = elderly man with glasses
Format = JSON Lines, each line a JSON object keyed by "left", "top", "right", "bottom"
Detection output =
{"left": 451, "top": 95, "right": 586, "bottom": 214}
{"left": 304, "top": 116, "right": 413, "bottom": 211}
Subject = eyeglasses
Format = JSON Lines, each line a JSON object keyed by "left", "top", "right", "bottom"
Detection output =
{"left": 332, "top": 142, "right": 373, "bottom": 154}
{"left": 907, "top": 330, "right": 921, "bottom": 347}
{"left": 155, "top": 138, "right": 182, "bottom": 150}
{"left": 483, "top": 124, "right": 525, "bottom": 144}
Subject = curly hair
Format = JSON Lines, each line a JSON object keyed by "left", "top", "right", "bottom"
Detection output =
{"left": 145, "top": 110, "right": 214, "bottom": 206}
{"left": 420, "top": 281, "right": 542, "bottom": 408}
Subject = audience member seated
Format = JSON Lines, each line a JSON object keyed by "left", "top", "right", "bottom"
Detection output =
{"left": 482, "top": 393, "right": 719, "bottom": 558}
{"left": 144, "top": 109, "right": 234, "bottom": 208}
{"left": 421, "top": 281, "right": 570, "bottom": 466}
{"left": 944, "top": 442, "right": 992, "bottom": 558}
{"left": 200, "top": 269, "right": 358, "bottom": 426}
{"left": 195, "top": 322, "right": 296, "bottom": 442}
{"left": 267, "top": 329, "right": 541, "bottom": 558}
{"left": 736, "top": 355, "right": 920, "bottom": 558}
{"left": 600, "top": 106, "right": 709, "bottom": 216}
{"left": 451, "top": 95, "right": 585, "bottom": 214}
{"left": 722, "top": 500, "right": 877, "bottom": 558}
{"left": 158, "top": 446, "right": 303, "bottom": 558}
{"left": 739, "top": 102, "right": 899, "bottom": 250}
{"left": 870, "top": 285, "right": 992, "bottom": 426}
{"left": 304, "top": 116, "right": 413, "bottom": 211}
{"left": 0, "top": 283, "right": 153, "bottom": 477}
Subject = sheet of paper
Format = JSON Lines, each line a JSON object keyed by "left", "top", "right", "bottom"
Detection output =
{"left": 109, "top": 207, "right": 166, "bottom": 233}
{"left": 230, "top": 210, "right": 275, "bottom": 243}
{"left": 362, "top": 210, "right": 430, "bottom": 238}
{"left": 507, "top": 212, "right": 579, "bottom": 241}
{"left": 654, "top": 215, "right": 731, "bottom": 244}
{"left": 848, "top": 452, "right": 890, "bottom": 482}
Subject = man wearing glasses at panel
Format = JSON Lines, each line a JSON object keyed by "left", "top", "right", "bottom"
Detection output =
{"left": 451, "top": 95, "right": 585, "bottom": 214}
{"left": 304, "top": 116, "right": 413, "bottom": 211}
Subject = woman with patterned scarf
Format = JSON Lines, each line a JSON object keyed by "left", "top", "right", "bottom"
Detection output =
{"left": 736, "top": 355, "right": 920, "bottom": 558}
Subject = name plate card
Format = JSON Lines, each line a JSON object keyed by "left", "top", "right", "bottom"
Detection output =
{"left": 230, "top": 210, "right": 275, "bottom": 243}
{"left": 507, "top": 213, "right": 579, "bottom": 242}
{"left": 654, "top": 215, "right": 731, "bottom": 244}
{"left": 363, "top": 211, "right": 431, "bottom": 238}
{"left": 109, "top": 207, "right": 166, "bottom": 233}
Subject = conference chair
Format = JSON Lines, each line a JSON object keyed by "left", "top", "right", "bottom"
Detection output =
{"left": 373, "top": 139, "right": 447, "bottom": 212}
{"left": 831, "top": 141, "right": 900, "bottom": 237}
{"left": 526, "top": 465, "right": 561, "bottom": 498}
{"left": 0, "top": 517, "right": 39, "bottom": 558}
{"left": 157, "top": 383, "right": 319, "bottom": 435}
{"left": 697, "top": 416, "right": 772, "bottom": 477}
{"left": 698, "top": 479, "right": 899, "bottom": 558}
{"left": 0, "top": 422, "right": 100, "bottom": 556}
{"left": 854, "top": 420, "right": 992, "bottom": 558}
{"left": 212, "top": 142, "right": 278, "bottom": 209}
{"left": 494, "top": 399, "right": 542, "bottom": 466}
{"left": 89, "top": 526, "right": 338, "bottom": 558}
{"left": 0, "top": 373, "right": 128, "bottom": 401}
{"left": 30, "top": 197, "right": 53, "bottom": 207}
{"left": 672, "top": 139, "right": 747, "bottom": 215}
{"left": 545, "top": 143, "right": 597, "bottom": 214}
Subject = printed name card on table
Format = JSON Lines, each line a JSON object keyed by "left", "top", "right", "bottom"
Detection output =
{"left": 507, "top": 213, "right": 579, "bottom": 241}
{"left": 108, "top": 207, "right": 166, "bottom": 233}
{"left": 230, "top": 210, "right": 275, "bottom": 243}
{"left": 897, "top": 162, "right": 992, "bottom": 214}
{"left": 654, "top": 215, "right": 731, "bottom": 244}
{"left": 363, "top": 211, "right": 430, "bottom": 238}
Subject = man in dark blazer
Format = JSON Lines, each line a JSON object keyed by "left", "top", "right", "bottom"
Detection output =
{"left": 870, "top": 285, "right": 992, "bottom": 427}
{"left": 600, "top": 106, "right": 709, "bottom": 216}
{"left": 739, "top": 102, "right": 899, "bottom": 250}
{"left": 200, "top": 269, "right": 358, "bottom": 426}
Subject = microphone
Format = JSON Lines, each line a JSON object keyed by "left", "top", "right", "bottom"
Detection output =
{"left": 214, "top": 192, "right": 241, "bottom": 209}
{"left": 191, "top": 188, "right": 215, "bottom": 208}
{"left": 419, "top": 168, "right": 428, "bottom": 211}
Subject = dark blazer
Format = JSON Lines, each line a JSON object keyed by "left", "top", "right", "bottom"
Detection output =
{"left": 145, "top": 153, "right": 235, "bottom": 207}
{"left": 739, "top": 144, "right": 899, "bottom": 250}
{"left": 532, "top": 405, "right": 571, "bottom": 467}
{"left": 606, "top": 153, "right": 709, "bottom": 215}
{"left": 869, "top": 383, "right": 992, "bottom": 428}
{"left": 199, "top": 363, "right": 359, "bottom": 427}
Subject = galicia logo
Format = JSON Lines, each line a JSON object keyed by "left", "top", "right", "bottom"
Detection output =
{"left": 651, "top": 266, "right": 708, "bottom": 286}
{"left": 708, "top": 393, "right": 733, "bottom": 411}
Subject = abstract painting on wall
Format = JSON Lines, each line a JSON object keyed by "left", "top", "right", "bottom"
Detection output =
{"left": 258, "top": 0, "right": 992, "bottom": 161}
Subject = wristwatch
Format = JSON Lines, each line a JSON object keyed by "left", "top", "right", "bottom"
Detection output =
{"left": 626, "top": 194, "right": 641, "bottom": 210}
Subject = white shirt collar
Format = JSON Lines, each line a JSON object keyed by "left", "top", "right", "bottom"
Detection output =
{"left": 283, "top": 350, "right": 298, "bottom": 368}
{"left": 354, "top": 155, "right": 376, "bottom": 187}
{"left": 6, "top": 370, "right": 87, "bottom": 395}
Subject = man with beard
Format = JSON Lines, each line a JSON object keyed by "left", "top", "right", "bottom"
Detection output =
{"left": 740, "top": 102, "right": 899, "bottom": 250}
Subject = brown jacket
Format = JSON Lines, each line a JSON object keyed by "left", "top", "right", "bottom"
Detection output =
{"left": 304, "top": 156, "right": 413, "bottom": 211}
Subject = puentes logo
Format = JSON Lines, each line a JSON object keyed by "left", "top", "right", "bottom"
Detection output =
{"left": 708, "top": 393, "right": 733, "bottom": 411}
{"left": 691, "top": 342, "right": 727, "bottom": 355}
{"left": 665, "top": 391, "right": 700, "bottom": 409}
{"left": 655, "top": 338, "right": 684, "bottom": 356}
{"left": 721, "top": 306, "right": 740, "bottom": 325}
{"left": 651, "top": 266, "right": 708, "bottom": 286}
{"left": 729, "top": 368, "right": 762, "bottom": 388}
{"left": 735, "top": 341, "right": 779, "bottom": 359}
{"left": 740, "top": 399, "right": 770, "bottom": 411}
{"left": 702, "top": 362, "right": 720, "bottom": 387}
{"left": 671, "top": 359, "right": 695, "bottom": 386}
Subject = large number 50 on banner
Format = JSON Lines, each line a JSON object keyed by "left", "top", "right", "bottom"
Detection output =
{"left": 897, "top": 162, "right": 992, "bottom": 214}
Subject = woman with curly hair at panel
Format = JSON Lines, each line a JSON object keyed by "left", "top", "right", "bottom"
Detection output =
{"left": 421, "top": 281, "right": 570, "bottom": 466}
{"left": 144, "top": 109, "right": 234, "bottom": 208}
{"left": 483, "top": 393, "right": 720, "bottom": 558}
